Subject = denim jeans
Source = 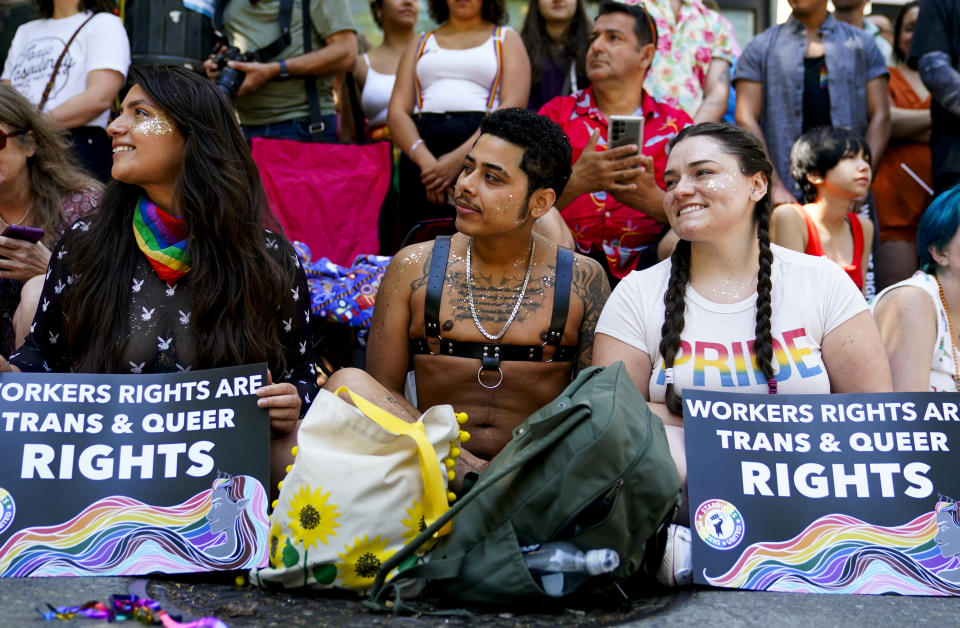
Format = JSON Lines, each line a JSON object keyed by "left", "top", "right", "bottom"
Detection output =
{"left": 242, "top": 115, "right": 338, "bottom": 143}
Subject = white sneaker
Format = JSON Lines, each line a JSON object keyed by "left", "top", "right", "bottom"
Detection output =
{"left": 656, "top": 524, "right": 692, "bottom": 587}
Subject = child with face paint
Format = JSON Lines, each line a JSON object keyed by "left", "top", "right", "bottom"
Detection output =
{"left": 771, "top": 126, "right": 876, "bottom": 294}
{"left": 0, "top": 66, "right": 318, "bottom": 497}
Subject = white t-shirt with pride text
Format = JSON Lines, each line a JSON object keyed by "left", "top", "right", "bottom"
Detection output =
{"left": 596, "top": 245, "right": 868, "bottom": 402}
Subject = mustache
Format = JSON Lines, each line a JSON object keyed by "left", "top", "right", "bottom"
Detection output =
{"left": 454, "top": 195, "right": 480, "bottom": 211}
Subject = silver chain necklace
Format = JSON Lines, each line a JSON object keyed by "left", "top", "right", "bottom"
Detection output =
{"left": 466, "top": 236, "right": 535, "bottom": 341}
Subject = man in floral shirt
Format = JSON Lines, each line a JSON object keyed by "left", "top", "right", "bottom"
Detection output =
{"left": 643, "top": 0, "right": 735, "bottom": 122}
{"left": 540, "top": 0, "right": 692, "bottom": 283}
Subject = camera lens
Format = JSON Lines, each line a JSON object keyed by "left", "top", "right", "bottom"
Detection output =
{"left": 215, "top": 66, "right": 246, "bottom": 101}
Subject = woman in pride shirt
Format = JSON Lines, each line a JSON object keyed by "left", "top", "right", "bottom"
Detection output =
{"left": 593, "top": 122, "right": 891, "bottom": 484}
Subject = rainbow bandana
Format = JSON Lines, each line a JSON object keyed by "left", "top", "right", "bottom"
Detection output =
{"left": 132, "top": 197, "right": 192, "bottom": 284}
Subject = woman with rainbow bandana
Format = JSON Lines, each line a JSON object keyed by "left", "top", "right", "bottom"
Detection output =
{"left": 0, "top": 66, "right": 317, "bottom": 493}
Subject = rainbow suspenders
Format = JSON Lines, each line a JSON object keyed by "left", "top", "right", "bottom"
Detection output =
{"left": 414, "top": 26, "right": 505, "bottom": 112}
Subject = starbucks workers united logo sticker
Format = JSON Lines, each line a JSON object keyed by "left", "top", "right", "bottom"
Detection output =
{"left": 0, "top": 488, "right": 15, "bottom": 534}
{"left": 695, "top": 498, "right": 745, "bottom": 550}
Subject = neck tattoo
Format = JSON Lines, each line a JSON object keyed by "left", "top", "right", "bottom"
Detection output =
{"left": 935, "top": 275, "right": 960, "bottom": 389}
{"left": 466, "top": 236, "right": 535, "bottom": 341}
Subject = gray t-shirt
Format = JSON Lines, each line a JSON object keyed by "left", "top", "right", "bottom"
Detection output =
{"left": 223, "top": 0, "right": 355, "bottom": 125}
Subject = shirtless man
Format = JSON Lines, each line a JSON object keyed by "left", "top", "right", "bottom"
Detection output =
{"left": 325, "top": 107, "right": 610, "bottom": 484}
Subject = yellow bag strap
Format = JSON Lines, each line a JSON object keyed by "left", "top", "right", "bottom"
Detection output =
{"left": 334, "top": 387, "right": 452, "bottom": 536}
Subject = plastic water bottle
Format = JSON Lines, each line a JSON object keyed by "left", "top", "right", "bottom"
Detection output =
{"left": 522, "top": 541, "right": 620, "bottom": 597}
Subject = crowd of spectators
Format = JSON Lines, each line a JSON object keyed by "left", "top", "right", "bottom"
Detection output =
{"left": 1, "top": 0, "right": 960, "bottom": 592}
{"left": 3, "top": 0, "right": 953, "bottom": 289}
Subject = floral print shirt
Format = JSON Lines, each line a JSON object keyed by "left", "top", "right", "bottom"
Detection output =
{"left": 539, "top": 86, "right": 692, "bottom": 278}
{"left": 643, "top": 0, "right": 735, "bottom": 118}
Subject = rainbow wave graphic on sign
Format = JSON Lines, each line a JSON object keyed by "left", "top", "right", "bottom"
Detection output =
{"left": 705, "top": 505, "right": 960, "bottom": 595}
{"left": 0, "top": 474, "right": 268, "bottom": 577}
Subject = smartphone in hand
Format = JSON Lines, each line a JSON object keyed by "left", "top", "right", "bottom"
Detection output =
{"left": 609, "top": 115, "right": 644, "bottom": 155}
{"left": 1, "top": 225, "right": 44, "bottom": 243}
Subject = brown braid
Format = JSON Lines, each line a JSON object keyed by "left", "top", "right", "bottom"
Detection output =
{"left": 658, "top": 122, "right": 777, "bottom": 415}
{"left": 754, "top": 207, "right": 777, "bottom": 390}
{"left": 658, "top": 239, "right": 691, "bottom": 416}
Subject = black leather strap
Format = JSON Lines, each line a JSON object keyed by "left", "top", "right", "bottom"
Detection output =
{"left": 423, "top": 235, "right": 451, "bottom": 339}
{"left": 546, "top": 246, "right": 573, "bottom": 347}
{"left": 416, "top": 239, "right": 577, "bottom": 363}
{"left": 300, "top": 0, "right": 324, "bottom": 133}
{"left": 213, "top": 0, "right": 229, "bottom": 36}
{"left": 410, "top": 337, "right": 577, "bottom": 362}
{"left": 38, "top": 13, "right": 96, "bottom": 112}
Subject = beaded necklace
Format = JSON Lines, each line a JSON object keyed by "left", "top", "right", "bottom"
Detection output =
{"left": 934, "top": 275, "right": 960, "bottom": 389}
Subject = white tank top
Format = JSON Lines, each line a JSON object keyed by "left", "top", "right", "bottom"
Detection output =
{"left": 360, "top": 53, "right": 395, "bottom": 128}
{"left": 415, "top": 27, "right": 507, "bottom": 113}
{"left": 871, "top": 271, "right": 959, "bottom": 392}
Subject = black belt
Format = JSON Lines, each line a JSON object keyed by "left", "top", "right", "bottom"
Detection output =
{"left": 415, "top": 111, "right": 486, "bottom": 121}
{"left": 410, "top": 337, "right": 577, "bottom": 363}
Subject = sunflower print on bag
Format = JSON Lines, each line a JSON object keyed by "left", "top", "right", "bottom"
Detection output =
{"left": 336, "top": 535, "right": 396, "bottom": 589}
{"left": 286, "top": 484, "right": 341, "bottom": 550}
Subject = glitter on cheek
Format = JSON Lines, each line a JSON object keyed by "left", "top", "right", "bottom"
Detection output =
{"left": 723, "top": 174, "right": 738, "bottom": 193}
{"left": 133, "top": 114, "right": 176, "bottom": 137}
{"left": 704, "top": 177, "right": 728, "bottom": 193}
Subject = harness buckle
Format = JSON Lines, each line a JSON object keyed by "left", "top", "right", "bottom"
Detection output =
{"left": 477, "top": 366, "right": 504, "bottom": 389}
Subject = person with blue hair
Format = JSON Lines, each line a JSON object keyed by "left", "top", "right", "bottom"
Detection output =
{"left": 873, "top": 184, "right": 960, "bottom": 391}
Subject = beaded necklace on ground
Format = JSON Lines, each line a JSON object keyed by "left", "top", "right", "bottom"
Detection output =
{"left": 934, "top": 274, "right": 960, "bottom": 389}
{"left": 465, "top": 236, "right": 535, "bottom": 341}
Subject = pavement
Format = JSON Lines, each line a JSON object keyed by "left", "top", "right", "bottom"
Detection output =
{"left": 3, "top": 573, "right": 959, "bottom": 628}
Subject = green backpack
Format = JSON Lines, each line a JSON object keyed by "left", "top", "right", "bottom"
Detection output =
{"left": 367, "top": 362, "right": 682, "bottom": 608}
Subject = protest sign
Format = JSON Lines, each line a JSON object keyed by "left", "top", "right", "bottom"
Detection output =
{"left": 684, "top": 390, "right": 960, "bottom": 595}
{"left": 0, "top": 364, "right": 271, "bottom": 577}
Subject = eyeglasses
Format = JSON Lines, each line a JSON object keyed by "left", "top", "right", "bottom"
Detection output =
{"left": 0, "top": 128, "right": 27, "bottom": 151}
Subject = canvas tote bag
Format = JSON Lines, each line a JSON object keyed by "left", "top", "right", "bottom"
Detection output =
{"left": 250, "top": 387, "right": 467, "bottom": 593}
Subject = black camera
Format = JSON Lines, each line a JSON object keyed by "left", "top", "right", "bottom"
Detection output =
{"left": 212, "top": 46, "right": 255, "bottom": 101}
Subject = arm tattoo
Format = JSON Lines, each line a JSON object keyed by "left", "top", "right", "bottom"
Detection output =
{"left": 408, "top": 251, "right": 433, "bottom": 292}
{"left": 573, "top": 259, "right": 611, "bottom": 372}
